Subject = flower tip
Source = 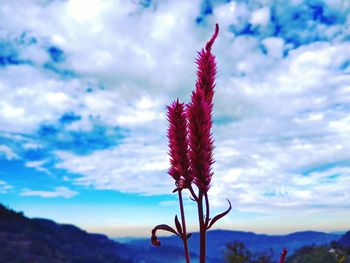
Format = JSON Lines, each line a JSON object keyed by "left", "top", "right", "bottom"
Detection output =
{"left": 205, "top": 23, "right": 219, "bottom": 52}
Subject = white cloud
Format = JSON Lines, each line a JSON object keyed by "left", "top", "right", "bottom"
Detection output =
{"left": 55, "top": 130, "right": 172, "bottom": 195}
{"left": 262, "top": 37, "right": 284, "bottom": 59}
{"left": 208, "top": 38, "right": 350, "bottom": 211}
{"left": 23, "top": 142, "right": 43, "bottom": 149}
{"left": 115, "top": 96, "right": 164, "bottom": 126}
{"left": 214, "top": 1, "right": 237, "bottom": 30}
{"left": 0, "top": 65, "right": 84, "bottom": 132}
{"left": 26, "top": 160, "right": 47, "bottom": 168}
{"left": 67, "top": 0, "right": 111, "bottom": 24}
{"left": 20, "top": 186, "right": 78, "bottom": 198}
{"left": 25, "top": 159, "right": 50, "bottom": 174}
{"left": 0, "top": 180, "right": 12, "bottom": 194}
{"left": 0, "top": 145, "right": 18, "bottom": 160}
{"left": 250, "top": 7, "right": 270, "bottom": 26}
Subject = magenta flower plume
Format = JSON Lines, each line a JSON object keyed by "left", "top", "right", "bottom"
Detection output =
{"left": 195, "top": 23, "right": 218, "bottom": 108}
{"left": 187, "top": 89, "right": 214, "bottom": 193}
{"left": 186, "top": 24, "right": 218, "bottom": 193}
{"left": 167, "top": 99, "right": 191, "bottom": 189}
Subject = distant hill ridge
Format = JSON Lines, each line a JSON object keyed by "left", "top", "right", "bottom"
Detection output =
{"left": 0, "top": 203, "right": 346, "bottom": 263}
{"left": 339, "top": 231, "right": 350, "bottom": 248}
{"left": 0, "top": 203, "right": 133, "bottom": 263}
{"left": 0, "top": 203, "right": 196, "bottom": 263}
{"left": 128, "top": 228, "right": 341, "bottom": 261}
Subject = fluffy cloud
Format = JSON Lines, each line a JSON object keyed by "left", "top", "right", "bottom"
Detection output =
{"left": 20, "top": 186, "right": 78, "bottom": 199}
{"left": 1, "top": 0, "right": 350, "bottom": 215}
{"left": 55, "top": 130, "right": 171, "bottom": 195}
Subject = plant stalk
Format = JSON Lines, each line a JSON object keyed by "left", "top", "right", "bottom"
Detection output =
{"left": 178, "top": 190, "right": 191, "bottom": 263}
{"left": 197, "top": 192, "right": 206, "bottom": 263}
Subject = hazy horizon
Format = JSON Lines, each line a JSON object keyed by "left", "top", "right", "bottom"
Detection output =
{"left": 3, "top": 201, "right": 349, "bottom": 238}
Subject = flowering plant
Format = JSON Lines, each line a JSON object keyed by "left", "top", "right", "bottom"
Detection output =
{"left": 151, "top": 23, "right": 230, "bottom": 263}
{"left": 151, "top": 24, "right": 287, "bottom": 263}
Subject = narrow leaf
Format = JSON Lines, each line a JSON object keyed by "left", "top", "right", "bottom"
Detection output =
{"left": 207, "top": 199, "right": 231, "bottom": 230}
{"left": 186, "top": 233, "right": 192, "bottom": 240}
{"left": 174, "top": 215, "right": 183, "bottom": 236}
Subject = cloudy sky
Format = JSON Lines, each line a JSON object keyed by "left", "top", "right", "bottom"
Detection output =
{"left": 1, "top": 0, "right": 350, "bottom": 237}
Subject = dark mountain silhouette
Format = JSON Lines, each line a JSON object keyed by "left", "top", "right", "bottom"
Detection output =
{"left": 0, "top": 203, "right": 197, "bottom": 263}
{"left": 128, "top": 229, "right": 341, "bottom": 262}
{"left": 0, "top": 203, "right": 134, "bottom": 263}
{"left": 1, "top": 203, "right": 346, "bottom": 263}
{"left": 339, "top": 231, "right": 350, "bottom": 248}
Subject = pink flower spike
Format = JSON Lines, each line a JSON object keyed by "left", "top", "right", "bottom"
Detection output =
{"left": 195, "top": 23, "right": 219, "bottom": 107}
{"left": 187, "top": 24, "right": 218, "bottom": 193}
{"left": 167, "top": 99, "right": 191, "bottom": 188}
{"left": 187, "top": 89, "right": 214, "bottom": 193}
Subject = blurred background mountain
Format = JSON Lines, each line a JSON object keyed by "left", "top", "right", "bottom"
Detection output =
{"left": 1, "top": 204, "right": 349, "bottom": 263}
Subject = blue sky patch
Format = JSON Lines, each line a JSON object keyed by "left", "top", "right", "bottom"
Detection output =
{"left": 0, "top": 42, "right": 30, "bottom": 67}
{"left": 302, "top": 161, "right": 350, "bottom": 176}
{"left": 47, "top": 46, "right": 65, "bottom": 63}
{"left": 43, "top": 62, "right": 76, "bottom": 78}
{"left": 309, "top": 3, "right": 339, "bottom": 25}
{"left": 0, "top": 158, "right": 59, "bottom": 189}
{"left": 139, "top": 0, "right": 152, "bottom": 8}
{"left": 59, "top": 113, "right": 82, "bottom": 124}
{"left": 240, "top": 23, "right": 259, "bottom": 36}
{"left": 201, "top": 0, "right": 213, "bottom": 15}
{"left": 0, "top": 32, "right": 38, "bottom": 67}
{"left": 37, "top": 123, "right": 126, "bottom": 155}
